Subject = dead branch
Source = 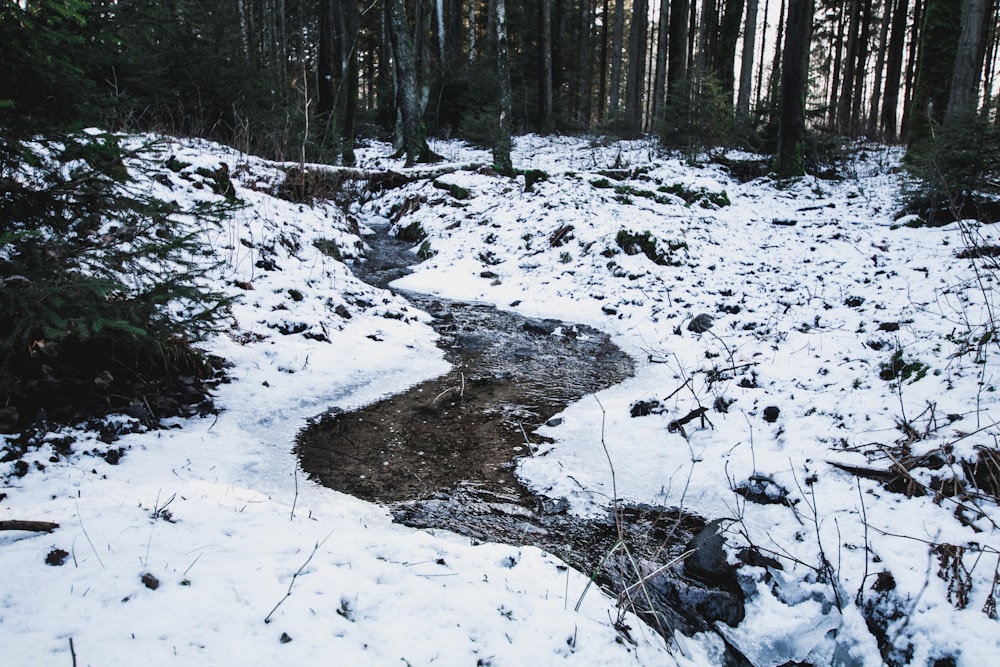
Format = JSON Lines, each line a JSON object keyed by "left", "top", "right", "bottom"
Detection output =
{"left": 0, "top": 520, "right": 60, "bottom": 533}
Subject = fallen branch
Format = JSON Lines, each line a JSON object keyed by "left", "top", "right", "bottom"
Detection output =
{"left": 668, "top": 407, "right": 711, "bottom": 437}
{"left": 0, "top": 520, "right": 59, "bottom": 533}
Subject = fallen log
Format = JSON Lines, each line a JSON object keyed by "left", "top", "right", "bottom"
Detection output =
{"left": 0, "top": 520, "right": 60, "bottom": 533}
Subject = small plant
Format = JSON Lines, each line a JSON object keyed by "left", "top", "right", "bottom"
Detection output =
{"left": 879, "top": 348, "right": 929, "bottom": 383}
{"left": 614, "top": 230, "right": 687, "bottom": 267}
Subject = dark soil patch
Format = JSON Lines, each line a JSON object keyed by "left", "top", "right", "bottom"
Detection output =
{"left": 295, "top": 222, "right": 750, "bottom": 658}
{"left": 296, "top": 297, "right": 633, "bottom": 503}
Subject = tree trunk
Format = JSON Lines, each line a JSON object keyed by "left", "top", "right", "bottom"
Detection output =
{"left": 766, "top": 0, "right": 786, "bottom": 113}
{"left": 837, "top": 0, "right": 862, "bottom": 133}
{"left": 775, "top": 0, "right": 814, "bottom": 178}
{"left": 493, "top": 0, "right": 513, "bottom": 171}
{"left": 945, "top": 0, "right": 989, "bottom": 126}
{"left": 826, "top": 0, "right": 846, "bottom": 127}
{"left": 652, "top": 0, "right": 672, "bottom": 126}
{"left": 849, "top": 0, "right": 874, "bottom": 132}
{"left": 598, "top": 0, "right": 610, "bottom": 119}
{"left": 625, "top": 0, "right": 649, "bottom": 131}
{"left": 906, "top": 0, "right": 962, "bottom": 158}
{"left": 698, "top": 0, "right": 719, "bottom": 74}
{"left": 881, "top": 0, "right": 909, "bottom": 141}
{"left": 387, "top": 0, "right": 428, "bottom": 166}
{"left": 540, "top": 0, "right": 555, "bottom": 133}
{"left": 609, "top": 0, "right": 626, "bottom": 119}
{"left": 577, "top": 0, "right": 596, "bottom": 125}
{"left": 342, "top": 0, "right": 360, "bottom": 165}
{"left": 900, "top": 0, "right": 924, "bottom": 141}
{"left": 668, "top": 0, "right": 690, "bottom": 97}
{"left": 317, "top": 0, "right": 336, "bottom": 121}
{"left": 867, "top": 0, "right": 894, "bottom": 138}
{"left": 717, "top": 0, "right": 746, "bottom": 101}
{"left": 737, "top": 0, "right": 759, "bottom": 120}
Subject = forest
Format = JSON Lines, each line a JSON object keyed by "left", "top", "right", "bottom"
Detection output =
{"left": 5, "top": 3, "right": 1000, "bottom": 665}
{"left": 3, "top": 0, "right": 999, "bottom": 179}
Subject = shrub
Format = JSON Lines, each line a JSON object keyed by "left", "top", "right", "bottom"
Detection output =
{"left": 0, "top": 132, "right": 233, "bottom": 428}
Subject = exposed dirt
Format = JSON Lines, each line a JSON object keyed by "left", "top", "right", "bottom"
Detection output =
{"left": 295, "top": 223, "right": 751, "bottom": 657}
{"left": 296, "top": 294, "right": 633, "bottom": 503}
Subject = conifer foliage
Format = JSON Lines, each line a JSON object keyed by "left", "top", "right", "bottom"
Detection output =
{"left": 0, "top": 131, "right": 233, "bottom": 429}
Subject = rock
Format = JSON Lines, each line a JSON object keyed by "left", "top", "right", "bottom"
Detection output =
{"left": 763, "top": 405, "right": 780, "bottom": 423}
{"left": 45, "top": 548, "right": 69, "bottom": 566}
{"left": 688, "top": 313, "right": 714, "bottom": 333}
{"left": 629, "top": 399, "right": 662, "bottom": 417}
{"left": 140, "top": 572, "right": 160, "bottom": 590}
{"left": 734, "top": 474, "right": 793, "bottom": 506}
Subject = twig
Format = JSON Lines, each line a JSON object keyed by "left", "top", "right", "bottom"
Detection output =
{"left": 264, "top": 535, "right": 330, "bottom": 624}
{"left": 69, "top": 637, "right": 76, "bottom": 667}
{"left": 856, "top": 478, "right": 871, "bottom": 606}
{"left": 75, "top": 502, "right": 104, "bottom": 569}
{"left": 290, "top": 465, "right": 299, "bottom": 522}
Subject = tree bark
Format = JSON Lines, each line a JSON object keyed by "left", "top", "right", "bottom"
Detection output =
{"left": 609, "top": 0, "right": 626, "bottom": 119}
{"left": 737, "top": 0, "right": 759, "bottom": 120}
{"left": 668, "top": 0, "right": 690, "bottom": 98}
{"left": 867, "top": 0, "right": 894, "bottom": 138}
{"left": 774, "top": 0, "right": 814, "bottom": 178}
{"left": 906, "top": 0, "right": 962, "bottom": 157}
{"left": 493, "top": 0, "right": 513, "bottom": 171}
{"left": 652, "top": 0, "right": 672, "bottom": 127}
{"left": 945, "top": 0, "right": 989, "bottom": 126}
{"left": 881, "top": 0, "right": 909, "bottom": 141}
{"left": 540, "top": 0, "right": 555, "bottom": 133}
{"left": 387, "top": 0, "right": 429, "bottom": 166}
{"left": 0, "top": 520, "right": 59, "bottom": 533}
{"left": 625, "top": 0, "right": 649, "bottom": 131}
{"left": 717, "top": 0, "right": 746, "bottom": 101}
{"left": 342, "top": 0, "right": 359, "bottom": 165}
{"left": 317, "top": 0, "right": 336, "bottom": 122}
{"left": 837, "top": 0, "right": 862, "bottom": 133}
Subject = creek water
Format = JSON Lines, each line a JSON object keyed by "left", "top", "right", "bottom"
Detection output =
{"left": 295, "top": 221, "right": 748, "bottom": 654}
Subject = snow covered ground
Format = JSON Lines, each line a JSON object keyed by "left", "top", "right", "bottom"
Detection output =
{"left": 2, "top": 132, "right": 998, "bottom": 665}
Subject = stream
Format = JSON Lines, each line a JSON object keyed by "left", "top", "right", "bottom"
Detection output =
{"left": 295, "top": 221, "right": 751, "bottom": 660}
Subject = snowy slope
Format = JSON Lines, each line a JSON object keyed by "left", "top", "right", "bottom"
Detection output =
{"left": 2, "top": 132, "right": 998, "bottom": 666}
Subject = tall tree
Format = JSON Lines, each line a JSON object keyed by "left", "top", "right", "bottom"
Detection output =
{"left": 737, "top": 0, "right": 760, "bottom": 121}
{"left": 906, "top": 0, "right": 962, "bottom": 158}
{"left": 836, "top": 0, "right": 862, "bottom": 133}
{"left": 651, "top": 0, "right": 672, "bottom": 126}
{"left": 386, "top": 0, "right": 430, "bottom": 166}
{"left": 880, "top": 0, "right": 909, "bottom": 141}
{"left": 540, "top": 0, "right": 555, "bottom": 133}
{"left": 625, "top": 0, "right": 650, "bottom": 130}
{"left": 716, "top": 0, "right": 746, "bottom": 101}
{"left": 342, "top": 0, "right": 360, "bottom": 165}
{"left": 867, "top": 0, "right": 894, "bottom": 138}
{"left": 494, "top": 0, "right": 513, "bottom": 171}
{"left": 668, "top": 0, "right": 690, "bottom": 97}
{"left": 608, "top": 0, "right": 626, "bottom": 119}
{"left": 945, "top": 0, "right": 990, "bottom": 126}
{"left": 775, "top": 0, "right": 814, "bottom": 177}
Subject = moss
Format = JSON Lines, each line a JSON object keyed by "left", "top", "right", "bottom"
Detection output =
{"left": 615, "top": 230, "right": 687, "bottom": 266}
{"left": 396, "top": 221, "right": 427, "bottom": 243}
{"left": 433, "top": 179, "right": 471, "bottom": 200}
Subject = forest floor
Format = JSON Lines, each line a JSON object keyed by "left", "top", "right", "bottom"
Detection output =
{"left": 2, "top": 132, "right": 999, "bottom": 666}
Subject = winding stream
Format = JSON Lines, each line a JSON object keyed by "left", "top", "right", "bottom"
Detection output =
{"left": 295, "top": 221, "right": 749, "bottom": 656}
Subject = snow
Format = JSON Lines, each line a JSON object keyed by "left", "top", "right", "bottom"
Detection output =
{"left": 3, "top": 133, "right": 999, "bottom": 666}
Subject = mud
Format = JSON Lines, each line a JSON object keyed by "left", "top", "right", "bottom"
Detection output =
{"left": 295, "top": 222, "right": 748, "bottom": 656}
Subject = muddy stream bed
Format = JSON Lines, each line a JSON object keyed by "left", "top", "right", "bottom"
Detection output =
{"left": 296, "top": 224, "right": 750, "bottom": 656}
